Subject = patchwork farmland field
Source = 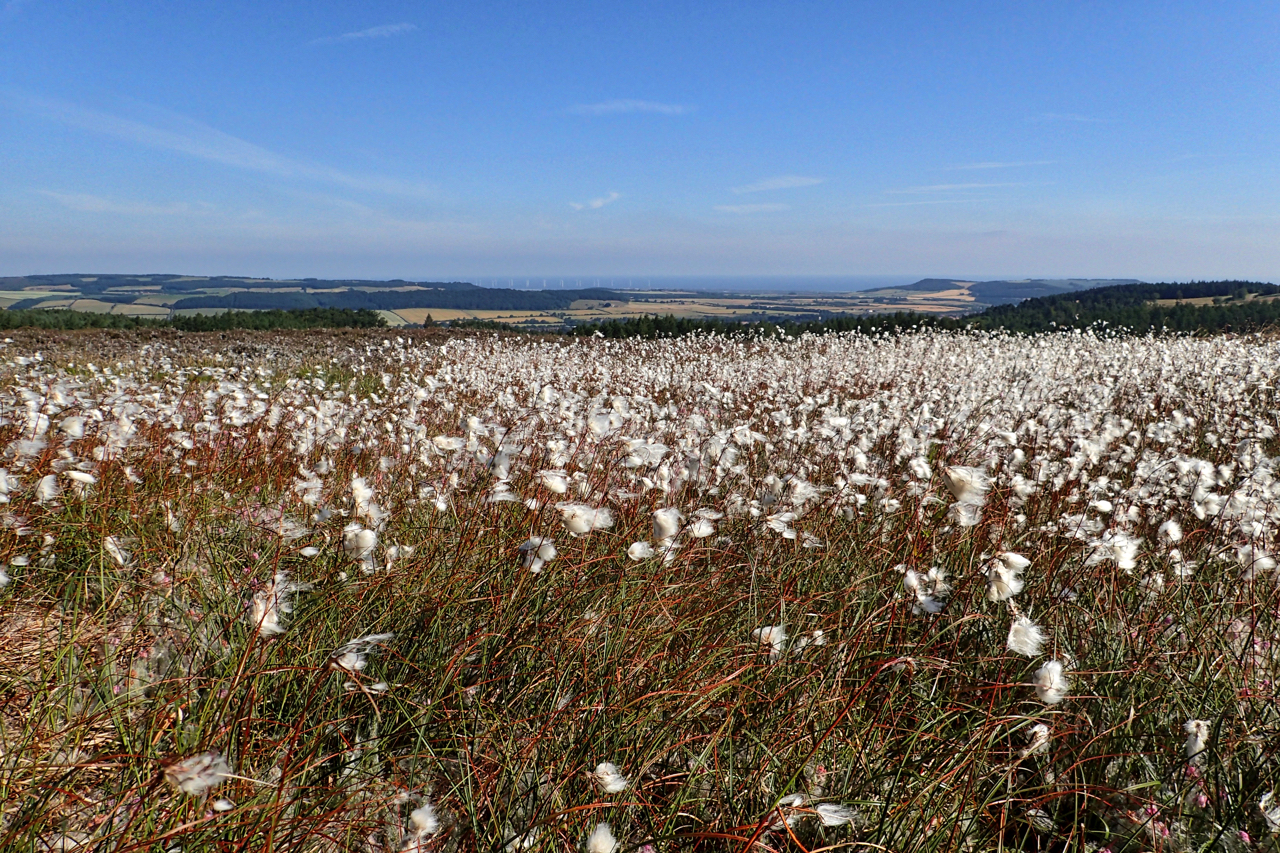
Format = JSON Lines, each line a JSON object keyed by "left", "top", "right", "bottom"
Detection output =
{"left": 0, "top": 275, "right": 1140, "bottom": 329}
{"left": 0, "top": 327, "right": 1277, "bottom": 852}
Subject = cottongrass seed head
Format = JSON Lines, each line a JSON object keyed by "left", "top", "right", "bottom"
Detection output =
{"left": 591, "top": 761, "right": 629, "bottom": 794}
{"left": 584, "top": 822, "right": 618, "bottom": 853}
{"left": 249, "top": 571, "right": 311, "bottom": 638}
{"left": 164, "top": 751, "right": 232, "bottom": 796}
{"left": 1007, "top": 615, "right": 1046, "bottom": 657}
{"left": 1033, "top": 659, "right": 1070, "bottom": 705}
{"left": 752, "top": 624, "right": 788, "bottom": 659}
{"left": 1184, "top": 719, "right": 1211, "bottom": 765}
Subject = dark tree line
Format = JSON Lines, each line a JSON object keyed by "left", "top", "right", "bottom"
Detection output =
{"left": 569, "top": 281, "right": 1280, "bottom": 339}
{"left": 0, "top": 308, "right": 387, "bottom": 331}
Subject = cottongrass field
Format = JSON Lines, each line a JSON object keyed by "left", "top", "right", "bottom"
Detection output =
{"left": 1, "top": 326, "right": 1278, "bottom": 853}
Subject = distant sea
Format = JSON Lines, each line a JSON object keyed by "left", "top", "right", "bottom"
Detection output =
{"left": 466, "top": 275, "right": 924, "bottom": 293}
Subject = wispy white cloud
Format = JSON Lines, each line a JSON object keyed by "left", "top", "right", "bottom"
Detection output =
{"left": 886, "top": 182, "right": 1027, "bottom": 194}
{"left": 38, "top": 190, "right": 198, "bottom": 216}
{"left": 3, "top": 90, "right": 434, "bottom": 197}
{"left": 952, "top": 160, "right": 1055, "bottom": 170}
{"left": 714, "top": 203, "right": 790, "bottom": 214}
{"left": 565, "top": 99, "right": 694, "bottom": 116}
{"left": 731, "top": 175, "right": 823, "bottom": 194}
{"left": 569, "top": 191, "right": 621, "bottom": 211}
{"left": 863, "top": 198, "right": 988, "bottom": 207}
{"left": 310, "top": 23, "right": 417, "bottom": 46}
{"left": 1032, "top": 112, "right": 1108, "bottom": 123}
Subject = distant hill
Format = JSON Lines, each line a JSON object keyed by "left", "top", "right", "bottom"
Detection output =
{"left": 860, "top": 278, "right": 1141, "bottom": 306}
{"left": 976, "top": 279, "right": 1280, "bottom": 333}
{"left": 571, "top": 280, "right": 1280, "bottom": 338}
{"left": 0, "top": 274, "right": 627, "bottom": 315}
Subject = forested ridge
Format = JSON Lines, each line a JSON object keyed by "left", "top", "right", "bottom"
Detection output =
{"left": 573, "top": 280, "right": 1280, "bottom": 338}
{"left": 4, "top": 280, "right": 1279, "bottom": 336}
{"left": 0, "top": 307, "right": 387, "bottom": 331}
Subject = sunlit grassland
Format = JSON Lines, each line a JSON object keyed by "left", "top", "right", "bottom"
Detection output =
{"left": 0, "top": 328, "right": 1277, "bottom": 852}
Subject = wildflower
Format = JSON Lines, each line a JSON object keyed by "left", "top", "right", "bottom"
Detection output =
{"left": 584, "top": 822, "right": 618, "bottom": 853}
{"left": 1007, "top": 615, "right": 1046, "bottom": 657}
{"left": 518, "top": 536, "right": 557, "bottom": 573}
{"left": 1236, "top": 543, "right": 1276, "bottom": 580}
{"left": 351, "top": 475, "right": 374, "bottom": 514}
{"left": 249, "top": 571, "right": 311, "bottom": 637}
{"left": 1033, "top": 659, "right": 1069, "bottom": 705}
{"left": 212, "top": 798, "right": 236, "bottom": 812}
{"left": 59, "top": 416, "right": 86, "bottom": 439}
{"left": 688, "top": 516, "right": 717, "bottom": 538}
{"left": 691, "top": 504, "right": 721, "bottom": 537}
{"left": 765, "top": 510, "right": 799, "bottom": 539}
{"left": 791, "top": 628, "right": 828, "bottom": 654}
{"left": 384, "top": 544, "right": 414, "bottom": 570}
{"left": 164, "top": 751, "right": 232, "bottom": 796}
{"left": 1184, "top": 719, "right": 1211, "bottom": 766}
{"left": 590, "top": 761, "right": 629, "bottom": 794}
{"left": 489, "top": 482, "right": 521, "bottom": 503}
{"left": 627, "top": 541, "right": 654, "bottom": 560}
{"left": 753, "top": 624, "right": 788, "bottom": 659}
{"left": 998, "top": 551, "right": 1031, "bottom": 571}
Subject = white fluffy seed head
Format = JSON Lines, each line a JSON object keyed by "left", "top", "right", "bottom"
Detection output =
{"left": 1158, "top": 518, "right": 1183, "bottom": 544}
{"left": 1184, "top": 719, "right": 1211, "bottom": 765}
{"left": 942, "top": 465, "right": 990, "bottom": 505}
{"left": 584, "top": 822, "right": 618, "bottom": 853}
{"left": 591, "top": 761, "right": 629, "bottom": 794}
{"left": 986, "top": 564, "right": 1025, "bottom": 602}
{"left": 627, "top": 541, "right": 655, "bottom": 560}
{"left": 1007, "top": 615, "right": 1046, "bottom": 657}
{"left": 410, "top": 802, "right": 439, "bottom": 835}
{"left": 752, "top": 624, "right": 788, "bottom": 659}
{"left": 164, "top": 751, "right": 232, "bottom": 796}
{"left": 652, "top": 507, "right": 682, "bottom": 541}
{"left": 1033, "top": 659, "right": 1069, "bottom": 705}
{"left": 815, "top": 803, "right": 858, "bottom": 827}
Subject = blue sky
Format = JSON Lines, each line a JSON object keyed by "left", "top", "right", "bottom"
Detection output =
{"left": 2, "top": 1, "right": 1278, "bottom": 281}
